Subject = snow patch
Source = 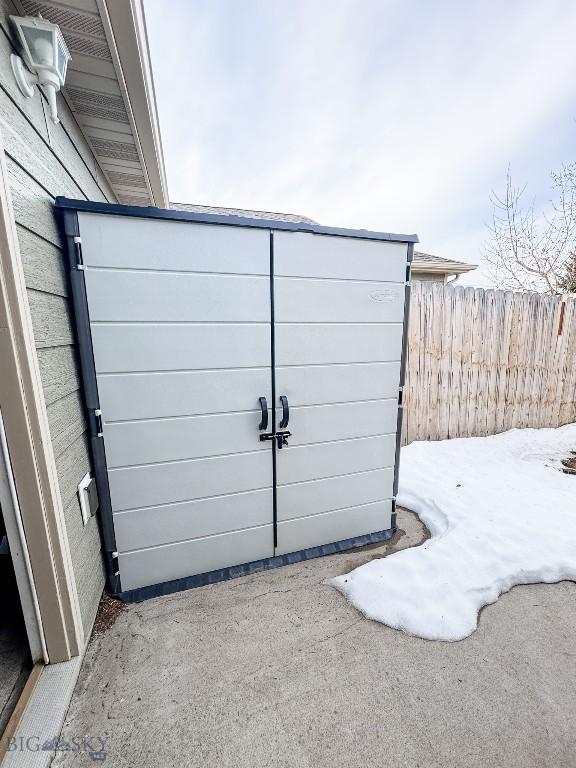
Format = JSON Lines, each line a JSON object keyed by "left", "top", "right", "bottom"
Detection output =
{"left": 330, "top": 423, "right": 576, "bottom": 641}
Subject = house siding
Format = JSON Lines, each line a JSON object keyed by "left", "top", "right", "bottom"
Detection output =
{"left": 411, "top": 272, "right": 448, "bottom": 283}
{"left": 0, "top": 0, "right": 115, "bottom": 636}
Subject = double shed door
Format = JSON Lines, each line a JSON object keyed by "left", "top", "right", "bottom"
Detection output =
{"left": 78, "top": 212, "right": 407, "bottom": 592}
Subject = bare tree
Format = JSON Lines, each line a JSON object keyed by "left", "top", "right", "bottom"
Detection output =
{"left": 484, "top": 163, "right": 576, "bottom": 293}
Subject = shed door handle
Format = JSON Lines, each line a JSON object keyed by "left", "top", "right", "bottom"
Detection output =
{"left": 258, "top": 397, "right": 269, "bottom": 430}
{"left": 279, "top": 395, "right": 290, "bottom": 429}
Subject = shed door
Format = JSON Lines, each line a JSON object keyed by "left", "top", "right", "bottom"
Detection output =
{"left": 78, "top": 213, "right": 274, "bottom": 591}
{"left": 273, "top": 231, "right": 407, "bottom": 554}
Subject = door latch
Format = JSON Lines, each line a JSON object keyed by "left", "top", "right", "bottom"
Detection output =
{"left": 276, "top": 431, "right": 291, "bottom": 450}
{"left": 259, "top": 430, "right": 291, "bottom": 449}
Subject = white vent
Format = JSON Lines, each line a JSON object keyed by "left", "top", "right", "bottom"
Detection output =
{"left": 61, "top": 32, "right": 110, "bottom": 60}
{"left": 19, "top": 0, "right": 106, "bottom": 38}
{"left": 106, "top": 170, "right": 147, "bottom": 189}
{"left": 19, "top": 1, "right": 111, "bottom": 59}
{"left": 66, "top": 87, "right": 129, "bottom": 123}
{"left": 90, "top": 137, "right": 140, "bottom": 163}
{"left": 78, "top": 472, "right": 98, "bottom": 526}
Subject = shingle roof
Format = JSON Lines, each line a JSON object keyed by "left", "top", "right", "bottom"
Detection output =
{"left": 170, "top": 202, "right": 316, "bottom": 225}
{"left": 413, "top": 251, "right": 477, "bottom": 274}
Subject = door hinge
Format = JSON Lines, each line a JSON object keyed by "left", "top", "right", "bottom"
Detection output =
{"left": 73, "top": 236, "right": 84, "bottom": 270}
{"left": 106, "top": 550, "right": 120, "bottom": 578}
{"left": 90, "top": 408, "right": 103, "bottom": 438}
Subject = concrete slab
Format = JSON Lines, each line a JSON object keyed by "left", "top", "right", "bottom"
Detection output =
{"left": 0, "top": 551, "right": 31, "bottom": 735}
{"left": 52, "top": 509, "right": 576, "bottom": 767}
{"left": 0, "top": 624, "right": 29, "bottom": 735}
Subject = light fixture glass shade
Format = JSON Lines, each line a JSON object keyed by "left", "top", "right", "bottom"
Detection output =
{"left": 10, "top": 14, "right": 70, "bottom": 85}
{"left": 57, "top": 39, "right": 69, "bottom": 81}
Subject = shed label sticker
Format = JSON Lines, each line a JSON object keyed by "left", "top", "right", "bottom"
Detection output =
{"left": 369, "top": 288, "right": 399, "bottom": 303}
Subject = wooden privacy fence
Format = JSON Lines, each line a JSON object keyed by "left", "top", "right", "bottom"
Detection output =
{"left": 402, "top": 283, "right": 576, "bottom": 444}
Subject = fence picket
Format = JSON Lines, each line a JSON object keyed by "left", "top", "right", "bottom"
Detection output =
{"left": 403, "top": 284, "right": 576, "bottom": 444}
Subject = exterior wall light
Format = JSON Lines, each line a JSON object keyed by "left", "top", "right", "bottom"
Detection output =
{"left": 9, "top": 14, "right": 71, "bottom": 124}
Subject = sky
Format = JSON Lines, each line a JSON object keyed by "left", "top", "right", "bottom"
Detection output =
{"left": 144, "top": 0, "right": 576, "bottom": 287}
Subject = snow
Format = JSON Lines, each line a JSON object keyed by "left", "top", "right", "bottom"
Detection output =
{"left": 330, "top": 423, "right": 576, "bottom": 641}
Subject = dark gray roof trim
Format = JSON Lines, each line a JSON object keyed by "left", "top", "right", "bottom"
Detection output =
{"left": 55, "top": 198, "right": 419, "bottom": 244}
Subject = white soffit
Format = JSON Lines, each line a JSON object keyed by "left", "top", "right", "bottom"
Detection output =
{"left": 16, "top": 0, "right": 168, "bottom": 207}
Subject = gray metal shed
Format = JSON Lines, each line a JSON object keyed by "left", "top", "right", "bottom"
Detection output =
{"left": 57, "top": 198, "right": 417, "bottom": 601}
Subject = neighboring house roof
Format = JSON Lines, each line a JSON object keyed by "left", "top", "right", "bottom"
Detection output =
{"left": 15, "top": 0, "right": 168, "bottom": 208}
{"left": 172, "top": 204, "right": 475, "bottom": 277}
{"left": 171, "top": 202, "right": 316, "bottom": 225}
{"left": 412, "top": 251, "right": 477, "bottom": 276}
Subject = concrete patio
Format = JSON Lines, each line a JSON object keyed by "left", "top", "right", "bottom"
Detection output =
{"left": 53, "top": 508, "right": 576, "bottom": 767}
{"left": 0, "top": 547, "right": 30, "bottom": 736}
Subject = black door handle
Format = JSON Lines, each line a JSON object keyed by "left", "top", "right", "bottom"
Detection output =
{"left": 258, "top": 397, "right": 268, "bottom": 430}
{"left": 279, "top": 395, "right": 290, "bottom": 429}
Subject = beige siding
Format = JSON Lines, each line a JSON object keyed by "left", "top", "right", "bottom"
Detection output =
{"left": 412, "top": 272, "right": 447, "bottom": 283}
{"left": 0, "top": 0, "right": 115, "bottom": 634}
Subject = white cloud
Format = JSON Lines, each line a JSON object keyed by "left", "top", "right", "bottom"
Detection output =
{"left": 145, "top": 0, "right": 576, "bottom": 270}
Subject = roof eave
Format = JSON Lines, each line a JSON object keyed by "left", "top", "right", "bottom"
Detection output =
{"left": 97, "top": 0, "right": 168, "bottom": 207}
{"left": 412, "top": 262, "right": 477, "bottom": 275}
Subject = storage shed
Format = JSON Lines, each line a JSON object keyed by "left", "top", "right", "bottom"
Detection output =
{"left": 57, "top": 199, "right": 417, "bottom": 600}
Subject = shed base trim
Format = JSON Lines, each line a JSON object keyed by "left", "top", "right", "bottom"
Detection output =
{"left": 118, "top": 526, "right": 395, "bottom": 603}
